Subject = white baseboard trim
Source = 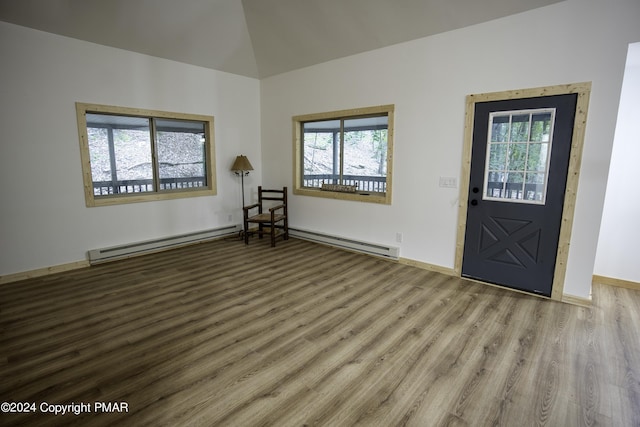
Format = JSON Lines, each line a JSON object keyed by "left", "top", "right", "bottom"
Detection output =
{"left": 289, "top": 228, "right": 399, "bottom": 260}
{"left": 89, "top": 225, "right": 241, "bottom": 264}
{"left": 1, "top": 226, "right": 242, "bottom": 285}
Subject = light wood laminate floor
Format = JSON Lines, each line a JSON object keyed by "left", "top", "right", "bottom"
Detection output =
{"left": 1, "top": 238, "right": 639, "bottom": 426}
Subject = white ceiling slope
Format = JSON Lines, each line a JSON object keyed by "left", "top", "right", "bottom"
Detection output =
{"left": 0, "top": 0, "right": 563, "bottom": 78}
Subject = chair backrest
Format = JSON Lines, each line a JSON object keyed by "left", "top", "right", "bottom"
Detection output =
{"left": 258, "top": 186, "right": 287, "bottom": 214}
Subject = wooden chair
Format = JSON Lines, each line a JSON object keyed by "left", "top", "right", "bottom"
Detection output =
{"left": 243, "top": 186, "right": 289, "bottom": 247}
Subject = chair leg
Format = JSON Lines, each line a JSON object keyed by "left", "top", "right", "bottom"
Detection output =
{"left": 244, "top": 220, "right": 249, "bottom": 245}
{"left": 284, "top": 218, "right": 289, "bottom": 240}
{"left": 271, "top": 223, "right": 276, "bottom": 247}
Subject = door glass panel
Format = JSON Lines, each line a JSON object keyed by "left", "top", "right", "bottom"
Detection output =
{"left": 525, "top": 172, "right": 545, "bottom": 201}
{"left": 511, "top": 115, "right": 530, "bottom": 142}
{"left": 508, "top": 143, "right": 527, "bottom": 171}
{"left": 483, "top": 108, "right": 556, "bottom": 205}
{"left": 488, "top": 143, "right": 508, "bottom": 169}
{"left": 491, "top": 116, "right": 510, "bottom": 142}
{"left": 531, "top": 113, "right": 552, "bottom": 142}
{"left": 526, "top": 143, "right": 549, "bottom": 171}
{"left": 506, "top": 172, "right": 524, "bottom": 200}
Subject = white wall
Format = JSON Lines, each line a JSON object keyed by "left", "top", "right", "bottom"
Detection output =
{"left": 594, "top": 42, "right": 640, "bottom": 283}
{"left": 260, "top": 0, "right": 640, "bottom": 298}
{"left": 3, "top": 0, "right": 639, "bottom": 296}
{"left": 0, "top": 21, "right": 261, "bottom": 277}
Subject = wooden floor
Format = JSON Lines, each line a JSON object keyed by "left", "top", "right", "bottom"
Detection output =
{"left": 1, "top": 238, "right": 639, "bottom": 427}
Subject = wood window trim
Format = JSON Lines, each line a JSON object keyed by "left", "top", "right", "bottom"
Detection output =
{"left": 292, "top": 104, "right": 394, "bottom": 205}
{"left": 76, "top": 102, "right": 217, "bottom": 207}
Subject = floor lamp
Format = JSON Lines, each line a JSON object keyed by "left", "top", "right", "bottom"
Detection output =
{"left": 231, "top": 153, "right": 254, "bottom": 211}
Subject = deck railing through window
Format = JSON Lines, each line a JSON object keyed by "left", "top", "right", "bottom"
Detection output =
{"left": 303, "top": 174, "right": 387, "bottom": 193}
{"left": 93, "top": 177, "right": 206, "bottom": 196}
{"left": 485, "top": 181, "right": 546, "bottom": 202}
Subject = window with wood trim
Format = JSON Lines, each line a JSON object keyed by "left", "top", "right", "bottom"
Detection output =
{"left": 293, "top": 105, "right": 394, "bottom": 204}
{"left": 76, "top": 103, "right": 216, "bottom": 206}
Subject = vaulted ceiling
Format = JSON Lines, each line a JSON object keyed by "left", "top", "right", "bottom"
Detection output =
{"left": 0, "top": 0, "right": 563, "bottom": 78}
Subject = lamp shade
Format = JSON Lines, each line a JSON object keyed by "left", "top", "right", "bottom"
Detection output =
{"left": 231, "top": 155, "right": 254, "bottom": 172}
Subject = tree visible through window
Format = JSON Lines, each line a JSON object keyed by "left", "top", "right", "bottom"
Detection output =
{"left": 294, "top": 105, "right": 394, "bottom": 204}
{"left": 485, "top": 109, "right": 555, "bottom": 204}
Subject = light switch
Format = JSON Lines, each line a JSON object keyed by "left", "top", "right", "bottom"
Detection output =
{"left": 439, "top": 176, "right": 458, "bottom": 188}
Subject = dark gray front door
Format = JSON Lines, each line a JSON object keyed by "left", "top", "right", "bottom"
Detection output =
{"left": 462, "top": 94, "right": 578, "bottom": 297}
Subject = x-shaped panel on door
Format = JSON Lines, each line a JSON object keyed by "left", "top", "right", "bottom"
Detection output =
{"left": 477, "top": 216, "right": 542, "bottom": 268}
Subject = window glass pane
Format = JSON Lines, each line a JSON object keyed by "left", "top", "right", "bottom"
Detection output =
{"left": 343, "top": 116, "right": 388, "bottom": 192}
{"left": 526, "top": 143, "right": 549, "bottom": 171}
{"left": 113, "top": 128, "right": 153, "bottom": 182}
{"left": 510, "top": 114, "right": 530, "bottom": 142}
{"left": 155, "top": 119, "right": 207, "bottom": 191}
{"left": 87, "top": 127, "right": 109, "bottom": 183}
{"left": 530, "top": 113, "right": 552, "bottom": 142}
{"left": 506, "top": 172, "right": 524, "bottom": 199}
{"left": 525, "top": 172, "right": 545, "bottom": 184}
{"left": 302, "top": 120, "right": 339, "bottom": 188}
{"left": 486, "top": 171, "right": 505, "bottom": 198}
{"left": 524, "top": 172, "right": 545, "bottom": 201}
{"left": 490, "top": 115, "right": 510, "bottom": 142}
{"left": 86, "top": 113, "right": 153, "bottom": 195}
{"left": 506, "top": 172, "right": 524, "bottom": 184}
{"left": 488, "top": 143, "right": 508, "bottom": 170}
{"left": 508, "top": 143, "right": 527, "bottom": 171}
{"left": 487, "top": 171, "right": 505, "bottom": 184}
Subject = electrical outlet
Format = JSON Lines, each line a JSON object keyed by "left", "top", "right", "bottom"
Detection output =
{"left": 227, "top": 214, "right": 233, "bottom": 222}
{"left": 396, "top": 232, "right": 403, "bottom": 243}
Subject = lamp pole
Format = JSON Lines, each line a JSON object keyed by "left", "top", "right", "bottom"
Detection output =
{"left": 239, "top": 169, "right": 248, "bottom": 206}
{"left": 231, "top": 154, "right": 254, "bottom": 208}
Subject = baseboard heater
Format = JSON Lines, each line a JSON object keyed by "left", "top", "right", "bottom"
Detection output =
{"left": 289, "top": 227, "right": 399, "bottom": 260}
{"left": 88, "top": 224, "right": 241, "bottom": 264}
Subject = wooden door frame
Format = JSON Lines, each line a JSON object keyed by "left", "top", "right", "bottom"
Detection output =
{"left": 454, "top": 83, "right": 591, "bottom": 302}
